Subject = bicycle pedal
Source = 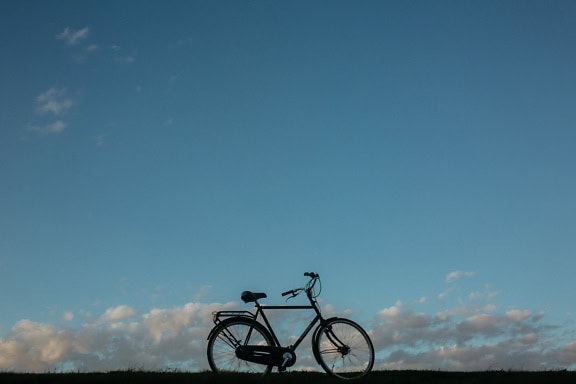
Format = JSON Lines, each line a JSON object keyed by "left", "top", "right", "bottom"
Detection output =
{"left": 282, "top": 352, "right": 291, "bottom": 366}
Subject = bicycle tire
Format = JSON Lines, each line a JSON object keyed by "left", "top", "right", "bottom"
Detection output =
{"left": 313, "top": 318, "right": 374, "bottom": 379}
{"left": 207, "top": 317, "right": 274, "bottom": 375}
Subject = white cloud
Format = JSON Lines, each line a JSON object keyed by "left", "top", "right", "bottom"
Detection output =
{"left": 506, "top": 308, "right": 531, "bottom": 322}
{"left": 56, "top": 27, "right": 90, "bottom": 46}
{"left": 0, "top": 320, "right": 82, "bottom": 372}
{"left": 438, "top": 286, "right": 454, "bottom": 300}
{"left": 380, "top": 340, "right": 552, "bottom": 371}
{"left": 28, "top": 88, "right": 76, "bottom": 134}
{"left": 28, "top": 120, "right": 66, "bottom": 134}
{"left": 378, "top": 305, "right": 400, "bottom": 318}
{"left": 458, "top": 313, "right": 500, "bottom": 334}
{"left": 445, "top": 270, "right": 476, "bottom": 283}
{"left": 85, "top": 44, "right": 99, "bottom": 52}
{"left": 415, "top": 296, "right": 427, "bottom": 304}
{"left": 371, "top": 302, "right": 566, "bottom": 370}
{"left": 36, "top": 88, "right": 73, "bottom": 116}
{"left": 143, "top": 304, "right": 197, "bottom": 343}
{"left": 484, "top": 303, "right": 497, "bottom": 313}
{"left": 63, "top": 311, "right": 74, "bottom": 322}
{"left": 99, "top": 305, "right": 137, "bottom": 323}
{"left": 0, "top": 301, "right": 237, "bottom": 372}
{"left": 369, "top": 276, "right": 576, "bottom": 372}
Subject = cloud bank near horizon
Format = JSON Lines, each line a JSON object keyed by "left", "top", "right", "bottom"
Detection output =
{"left": 2, "top": 273, "right": 576, "bottom": 372}
{"left": 0, "top": 302, "right": 237, "bottom": 372}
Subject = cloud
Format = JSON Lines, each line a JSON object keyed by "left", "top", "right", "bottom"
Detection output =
{"left": 28, "top": 88, "right": 75, "bottom": 135}
{"left": 553, "top": 341, "right": 576, "bottom": 366}
{"left": 28, "top": 120, "right": 66, "bottom": 134}
{"left": 85, "top": 44, "right": 99, "bottom": 52}
{"left": 369, "top": 283, "right": 574, "bottom": 371}
{"left": 415, "top": 296, "right": 427, "bottom": 305}
{"left": 2, "top": 276, "right": 576, "bottom": 372}
{"left": 0, "top": 320, "right": 82, "bottom": 372}
{"left": 93, "top": 134, "right": 106, "bottom": 147}
{"left": 378, "top": 305, "right": 400, "bottom": 319}
{"left": 56, "top": 26, "right": 136, "bottom": 66}
{"left": 445, "top": 270, "right": 476, "bottom": 283}
{"left": 62, "top": 312, "right": 74, "bottom": 322}
{"left": 114, "top": 55, "right": 135, "bottom": 64}
{"left": 0, "top": 301, "right": 237, "bottom": 372}
{"left": 99, "top": 305, "right": 137, "bottom": 323}
{"left": 56, "top": 27, "right": 90, "bottom": 46}
{"left": 36, "top": 88, "right": 73, "bottom": 116}
{"left": 506, "top": 309, "right": 532, "bottom": 322}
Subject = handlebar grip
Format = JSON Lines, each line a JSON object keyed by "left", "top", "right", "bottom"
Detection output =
{"left": 281, "top": 289, "right": 294, "bottom": 296}
{"left": 304, "top": 272, "right": 318, "bottom": 278}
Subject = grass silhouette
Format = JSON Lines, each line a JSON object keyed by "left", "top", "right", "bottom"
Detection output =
{"left": 1, "top": 370, "right": 575, "bottom": 384}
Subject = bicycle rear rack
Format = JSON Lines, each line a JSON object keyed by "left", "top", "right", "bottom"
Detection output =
{"left": 212, "top": 310, "right": 255, "bottom": 325}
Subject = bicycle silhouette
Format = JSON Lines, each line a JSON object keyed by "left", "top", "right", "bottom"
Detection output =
{"left": 207, "top": 272, "right": 374, "bottom": 379}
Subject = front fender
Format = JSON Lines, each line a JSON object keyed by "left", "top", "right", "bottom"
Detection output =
{"left": 311, "top": 317, "right": 341, "bottom": 363}
{"left": 312, "top": 317, "right": 340, "bottom": 341}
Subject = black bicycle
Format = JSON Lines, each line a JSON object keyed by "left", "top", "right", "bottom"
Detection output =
{"left": 206, "top": 272, "right": 374, "bottom": 379}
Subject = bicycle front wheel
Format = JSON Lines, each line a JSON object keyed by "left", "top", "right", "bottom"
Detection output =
{"left": 207, "top": 317, "right": 274, "bottom": 375}
{"left": 314, "top": 318, "right": 374, "bottom": 379}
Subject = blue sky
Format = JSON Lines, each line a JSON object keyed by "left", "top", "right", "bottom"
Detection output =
{"left": 1, "top": 0, "right": 576, "bottom": 372}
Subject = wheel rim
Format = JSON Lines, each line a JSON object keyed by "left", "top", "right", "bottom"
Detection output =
{"left": 316, "top": 319, "right": 374, "bottom": 379}
{"left": 208, "top": 320, "right": 273, "bottom": 374}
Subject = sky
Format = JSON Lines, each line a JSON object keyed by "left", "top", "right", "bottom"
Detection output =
{"left": 1, "top": 0, "right": 576, "bottom": 373}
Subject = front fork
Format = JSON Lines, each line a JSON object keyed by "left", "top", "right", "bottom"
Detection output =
{"left": 312, "top": 317, "right": 350, "bottom": 361}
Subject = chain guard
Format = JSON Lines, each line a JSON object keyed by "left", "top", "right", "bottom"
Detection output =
{"left": 236, "top": 345, "right": 296, "bottom": 368}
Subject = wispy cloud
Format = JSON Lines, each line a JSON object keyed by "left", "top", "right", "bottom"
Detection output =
{"left": 27, "top": 88, "right": 75, "bottom": 135}
{"left": 36, "top": 88, "right": 73, "bottom": 116}
{"left": 99, "top": 305, "right": 137, "bottom": 323}
{"left": 28, "top": 120, "right": 66, "bottom": 134}
{"left": 114, "top": 54, "right": 135, "bottom": 64}
{"left": 445, "top": 270, "right": 476, "bottom": 284}
{"left": 56, "top": 26, "right": 135, "bottom": 65}
{"left": 84, "top": 44, "right": 99, "bottom": 52}
{"left": 56, "top": 27, "right": 90, "bottom": 46}
{"left": 94, "top": 134, "right": 106, "bottom": 147}
{"left": 62, "top": 312, "right": 74, "bottom": 322}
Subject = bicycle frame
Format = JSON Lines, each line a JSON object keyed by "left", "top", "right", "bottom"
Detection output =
{"left": 213, "top": 289, "right": 327, "bottom": 351}
{"left": 252, "top": 301, "right": 325, "bottom": 351}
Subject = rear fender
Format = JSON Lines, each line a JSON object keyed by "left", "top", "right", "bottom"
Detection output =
{"left": 207, "top": 315, "right": 258, "bottom": 340}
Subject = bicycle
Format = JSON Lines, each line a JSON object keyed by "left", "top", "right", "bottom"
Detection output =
{"left": 206, "top": 272, "right": 374, "bottom": 379}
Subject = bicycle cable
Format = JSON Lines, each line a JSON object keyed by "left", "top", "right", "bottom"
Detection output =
{"left": 306, "top": 276, "right": 322, "bottom": 298}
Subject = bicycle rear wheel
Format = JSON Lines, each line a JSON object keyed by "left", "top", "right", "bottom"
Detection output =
{"left": 313, "top": 318, "right": 374, "bottom": 379}
{"left": 207, "top": 317, "right": 274, "bottom": 374}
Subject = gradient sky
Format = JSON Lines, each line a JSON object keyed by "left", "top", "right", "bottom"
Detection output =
{"left": 1, "top": 0, "right": 576, "bottom": 372}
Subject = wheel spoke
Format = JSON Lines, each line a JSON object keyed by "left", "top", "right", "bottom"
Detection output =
{"left": 207, "top": 318, "right": 273, "bottom": 375}
{"left": 314, "top": 319, "right": 374, "bottom": 379}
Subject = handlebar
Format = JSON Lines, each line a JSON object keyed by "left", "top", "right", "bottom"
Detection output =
{"left": 281, "top": 272, "right": 320, "bottom": 298}
{"left": 281, "top": 288, "right": 300, "bottom": 297}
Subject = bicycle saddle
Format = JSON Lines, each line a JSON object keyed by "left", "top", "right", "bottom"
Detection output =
{"left": 241, "top": 291, "right": 267, "bottom": 303}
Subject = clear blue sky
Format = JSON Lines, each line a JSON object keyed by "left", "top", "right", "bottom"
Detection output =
{"left": 1, "top": 0, "right": 575, "bottom": 372}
